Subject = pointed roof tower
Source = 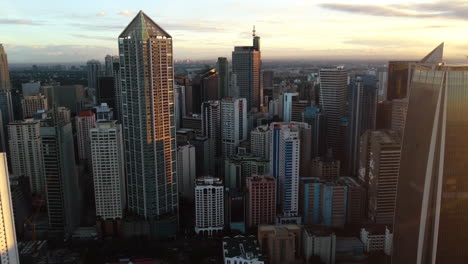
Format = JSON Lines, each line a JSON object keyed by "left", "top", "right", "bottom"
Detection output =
{"left": 119, "top": 10, "right": 171, "bottom": 40}
{"left": 420, "top": 42, "right": 444, "bottom": 63}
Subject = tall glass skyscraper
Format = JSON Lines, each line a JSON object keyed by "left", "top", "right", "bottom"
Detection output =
{"left": 393, "top": 64, "right": 468, "bottom": 263}
{"left": 118, "top": 11, "right": 178, "bottom": 224}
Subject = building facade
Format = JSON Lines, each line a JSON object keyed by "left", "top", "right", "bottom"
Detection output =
{"left": 246, "top": 174, "right": 276, "bottom": 228}
{"left": 221, "top": 98, "right": 247, "bottom": 158}
{"left": 194, "top": 176, "right": 224, "bottom": 236}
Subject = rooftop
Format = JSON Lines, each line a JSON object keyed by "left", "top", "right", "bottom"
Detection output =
{"left": 223, "top": 235, "right": 263, "bottom": 261}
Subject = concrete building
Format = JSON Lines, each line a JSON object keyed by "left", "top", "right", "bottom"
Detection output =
{"left": 223, "top": 235, "right": 264, "bottom": 264}
{"left": 0, "top": 91, "right": 13, "bottom": 153}
{"left": 361, "top": 130, "right": 401, "bottom": 225}
{"left": 232, "top": 29, "right": 262, "bottom": 111}
{"left": 119, "top": 12, "right": 178, "bottom": 229}
{"left": 8, "top": 120, "right": 44, "bottom": 194}
{"left": 311, "top": 151, "right": 340, "bottom": 180}
{"left": 360, "top": 225, "right": 392, "bottom": 255}
{"left": 201, "top": 100, "right": 222, "bottom": 175}
{"left": 303, "top": 226, "right": 336, "bottom": 264}
{"left": 258, "top": 224, "right": 301, "bottom": 264}
{"left": 319, "top": 67, "right": 348, "bottom": 162}
{"left": 177, "top": 144, "right": 196, "bottom": 202}
{"left": 246, "top": 175, "right": 276, "bottom": 228}
{"left": 225, "top": 153, "right": 269, "bottom": 189}
{"left": 0, "top": 153, "right": 20, "bottom": 264}
{"left": 303, "top": 106, "right": 327, "bottom": 158}
{"left": 335, "top": 237, "right": 365, "bottom": 262}
{"left": 75, "top": 110, "right": 96, "bottom": 162}
{"left": 56, "top": 107, "right": 71, "bottom": 123}
{"left": 221, "top": 98, "right": 247, "bottom": 158}
{"left": 216, "top": 57, "right": 230, "bottom": 99}
{"left": 282, "top": 93, "right": 299, "bottom": 122}
{"left": 87, "top": 60, "right": 102, "bottom": 103}
{"left": 90, "top": 121, "right": 125, "bottom": 220}
{"left": 250, "top": 125, "right": 269, "bottom": 160}
{"left": 21, "top": 82, "right": 41, "bottom": 97}
{"left": 291, "top": 98, "right": 310, "bottom": 123}
{"left": 191, "top": 69, "right": 219, "bottom": 113}
{"left": 390, "top": 98, "right": 408, "bottom": 134}
{"left": 195, "top": 176, "right": 224, "bottom": 236}
{"left": 182, "top": 114, "right": 203, "bottom": 136}
{"left": 21, "top": 93, "right": 48, "bottom": 119}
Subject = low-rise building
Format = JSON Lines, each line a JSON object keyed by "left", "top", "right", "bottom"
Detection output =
{"left": 303, "top": 226, "right": 336, "bottom": 264}
{"left": 360, "top": 225, "right": 393, "bottom": 255}
{"left": 223, "top": 235, "right": 264, "bottom": 264}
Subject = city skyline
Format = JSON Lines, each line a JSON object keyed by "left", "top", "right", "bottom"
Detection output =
{"left": 2, "top": 0, "right": 468, "bottom": 63}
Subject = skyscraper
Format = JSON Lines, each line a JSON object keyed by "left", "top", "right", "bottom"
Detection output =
{"left": 303, "top": 106, "right": 327, "bottom": 158}
{"left": 221, "top": 98, "right": 247, "bottom": 158}
{"left": 75, "top": 110, "right": 96, "bottom": 162}
{"left": 0, "top": 44, "right": 11, "bottom": 92}
{"left": 0, "top": 153, "right": 19, "bottom": 264}
{"left": 232, "top": 28, "right": 262, "bottom": 111}
{"left": 104, "top": 55, "right": 114, "bottom": 77}
{"left": 90, "top": 121, "right": 125, "bottom": 220}
{"left": 8, "top": 120, "right": 44, "bottom": 195}
{"left": 216, "top": 57, "right": 229, "bottom": 99}
{"left": 194, "top": 176, "right": 224, "bottom": 236}
{"left": 87, "top": 60, "right": 102, "bottom": 102}
{"left": 21, "top": 93, "right": 48, "bottom": 119}
{"left": 191, "top": 69, "right": 219, "bottom": 113}
{"left": 282, "top": 92, "right": 299, "bottom": 122}
{"left": 393, "top": 64, "right": 468, "bottom": 263}
{"left": 201, "top": 100, "right": 221, "bottom": 175}
{"left": 177, "top": 144, "right": 196, "bottom": 202}
{"left": 119, "top": 12, "right": 178, "bottom": 226}
{"left": 319, "top": 67, "right": 348, "bottom": 161}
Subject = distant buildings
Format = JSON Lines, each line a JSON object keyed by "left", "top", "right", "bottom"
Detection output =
{"left": 90, "top": 121, "right": 125, "bottom": 220}
{"left": 21, "top": 93, "right": 48, "bottom": 118}
{"left": 303, "top": 106, "right": 327, "bottom": 158}
{"left": 311, "top": 152, "right": 340, "bottom": 180}
{"left": 250, "top": 125, "right": 269, "bottom": 160}
{"left": 0, "top": 153, "right": 20, "bottom": 264}
{"left": 75, "top": 110, "right": 96, "bottom": 162}
{"left": 94, "top": 102, "right": 113, "bottom": 121}
{"left": 222, "top": 236, "right": 264, "bottom": 264}
{"left": 390, "top": 98, "right": 408, "bottom": 134}
{"left": 225, "top": 153, "right": 269, "bottom": 189}
{"left": 201, "top": 100, "right": 221, "bottom": 175}
{"left": 195, "top": 176, "right": 224, "bottom": 236}
{"left": 246, "top": 174, "right": 276, "bottom": 228}
{"left": 216, "top": 57, "right": 229, "bottom": 99}
{"left": 87, "top": 60, "right": 102, "bottom": 102}
{"left": 282, "top": 92, "right": 298, "bottom": 122}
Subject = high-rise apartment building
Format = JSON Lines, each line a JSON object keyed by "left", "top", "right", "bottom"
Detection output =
{"left": 221, "top": 98, "right": 247, "bottom": 158}
{"left": 360, "top": 130, "right": 401, "bottom": 225}
{"left": 0, "top": 44, "right": 11, "bottom": 92}
{"left": 195, "top": 176, "right": 224, "bottom": 236}
{"left": 319, "top": 67, "right": 348, "bottom": 162}
{"left": 177, "top": 144, "right": 196, "bottom": 202}
{"left": 225, "top": 153, "right": 269, "bottom": 189}
{"left": 216, "top": 57, "right": 229, "bottom": 99}
{"left": 8, "top": 120, "right": 44, "bottom": 194}
{"left": 90, "top": 121, "right": 125, "bottom": 220}
{"left": 232, "top": 29, "right": 262, "bottom": 111}
{"left": 0, "top": 153, "right": 20, "bottom": 264}
{"left": 119, "top": 12, "right": 178, "bottom": 225}
{"left": 393, "top": 64, "right": 468, "bottom": 263}
{"left": 246, "top": 174, "right": 276, "bottom": 228}
{"left": 348, "top": 75, "right": 378, "bottom": 176}
{"left": 75, "top": 110, "right": 96, "bottom": 161}
{"left": 21, "top": 93, "right": 48, "bottom": 119}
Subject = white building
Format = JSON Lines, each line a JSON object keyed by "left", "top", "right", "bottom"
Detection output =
{"left": 90, "top": 121, "right": 125, "bottom": 220}
{"left": 223, "top": 235, "right": 264, "bottom": 264}
{"left": 269, "top": 123, "right": 300, "bottom": 216}
{"left": 282, "top": 93, "right": 298, "bottom": 122}
{"left": 8, "top": 120, "right": 44, "bottom": 194}
{"left": 195, "top": 176, "right": 224, "bottom": 236}
{"left": 221, "top": 98, "right": 247, "bottom": 158}
{"left": 177, "top": 144, "right": 196, "bottom": 202}
{"left": 250, "top": 125, "right": 269, "bottom": 160}
{"left": 21, "top": 93, "right": 48, "bottom": 119}
{"left": 0, "top": 153, "right": 20, "bottom": 264}
{"left": 303, "top": 227, "right": 336, "bottom": 264}
{"left": 360, "top": 225, "right": 393, "bottom": 255}
{"left": 75, "top": 110, "right": 96, "bottom": 161}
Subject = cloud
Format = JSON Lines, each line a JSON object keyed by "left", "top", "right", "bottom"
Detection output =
{"left": 71, "top": 34, "right": 115, "bottom": 41}
{"left": 97, "top": 11, "right": 106, "bottom": 17}
{"left": 119, "top": 10, "right": 133, "bottom": 17}
{"left": 161, "top": 21, "right": 226, "bottom": 32}
{"left": 320, "top": 1, "right": 468, "bottom": 20}
{"left": 0, "top": 19, "right": 42, "bottom": 25}
{"left": 69, "top": 23, "right": 123, "bottom": 31}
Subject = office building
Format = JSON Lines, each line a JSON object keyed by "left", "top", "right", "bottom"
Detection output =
{"left": 75, "top": 110, "right": 96, "bottom": 161}
{"left": 282, "top": 93, "right": 299, "bottom": 122}
{"left": 221, "top": 98, "right": 247, "bottom": 158}
{"left": 303, "top": 106, "right": 327, "bottom": 158}
{"left": 393, "top": 64, "right": 468, "bottom": 263}
{"left": 360, "top": 130, "right": 401, "bottom": 225}
{"left": 191, "top": 69, "right": 219, "bottom": 113}
{"left": 303, "top": 226, "right": 336, "bottom": 264}
{"left": 96, "top": 76, "right": 115, "bottom": 109}
{"left": 319, "top": 68, "right": 348, "bottom": 161}
{"left": 232, "top": 28, "right": 262, "bottom": 111}
{"left": 21, "top": 93, "right": 48, "bottom": 119}
{"left": 246, "top": 174, "right": 276, "bottom": 228}
{"left": 8, "top": 120, "right": 44, "bottom": 194}
{"left": 104, "top": 55, "right": 114, "bottom": 77}
{"left": 347, "top": 75, "right": 378, "bottom": 176}
{"left": 0, "top": 153, "right": 20, "bottom": 264}
{"left": 182, "top": 114, "right": 203, "bottom": 136}
{"left": 94, "top": 102, "right": 114, "bottom": 121}
{"left": 194, "top": 176, "right": 224, "bottom": 236}
{"left": 223, "top": 236, "right": 264, "bottom": 264}
{"left": 87, "top": 59, "right": 102, "bottom": 102}
{"left": 391, "top": 98, "right": 408, "bottom": 134}
{"left": 201, "top": 100, "right": 221, "bottom": 175}
{"left": 177, "top": 144, "right": 196, "bottom": 202}
{"left": 0, "top": 44, "right": 10, "bottom": 92}
{"left": 41, "top": 116, "right": 81, "bottom": 234}
{"left": 90, "top": 121, "right": 125, "bottom": 220}
{"left": 192, "top": 136, "right": 210, "bottom": 176}
{"left": 258, "top": 224, "right": 301, "bottom": 264}
{"left": 269, "top": 123, "right": 300, "bottom": 216}
{"left": 250, "top": 125, "right": 269, "bottom": 160}
{"left": 119, "top": 12, "right": 178, "bottom": 227}
{"left": 291, "top": 97, "right": 310, "bottom": 123}
{"left": 216, "top": 57, "right": 229, "bottom": 99}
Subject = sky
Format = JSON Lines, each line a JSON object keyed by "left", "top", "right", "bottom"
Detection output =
{"left": 1, "top": 0, "right": 468, "bottom": 63}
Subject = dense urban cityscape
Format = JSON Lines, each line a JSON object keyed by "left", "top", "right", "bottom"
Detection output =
{"left": 0, "top": 4, "right": 467, "bottom": 264}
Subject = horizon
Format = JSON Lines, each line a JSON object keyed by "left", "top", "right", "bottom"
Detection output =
{"left": 2, "top": 0, "right": 468, "bottom": 63}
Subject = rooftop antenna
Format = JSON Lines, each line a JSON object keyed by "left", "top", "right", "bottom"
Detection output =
{"left": 252, "top": 25, "right": 256, "bottom": 37}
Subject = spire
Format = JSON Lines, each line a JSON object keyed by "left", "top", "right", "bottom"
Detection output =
{"left": 420, "top": 42, "right": 444, "bottom": 63}
{"left": 119, "top": 10, "right": 171, "bottom": 39}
